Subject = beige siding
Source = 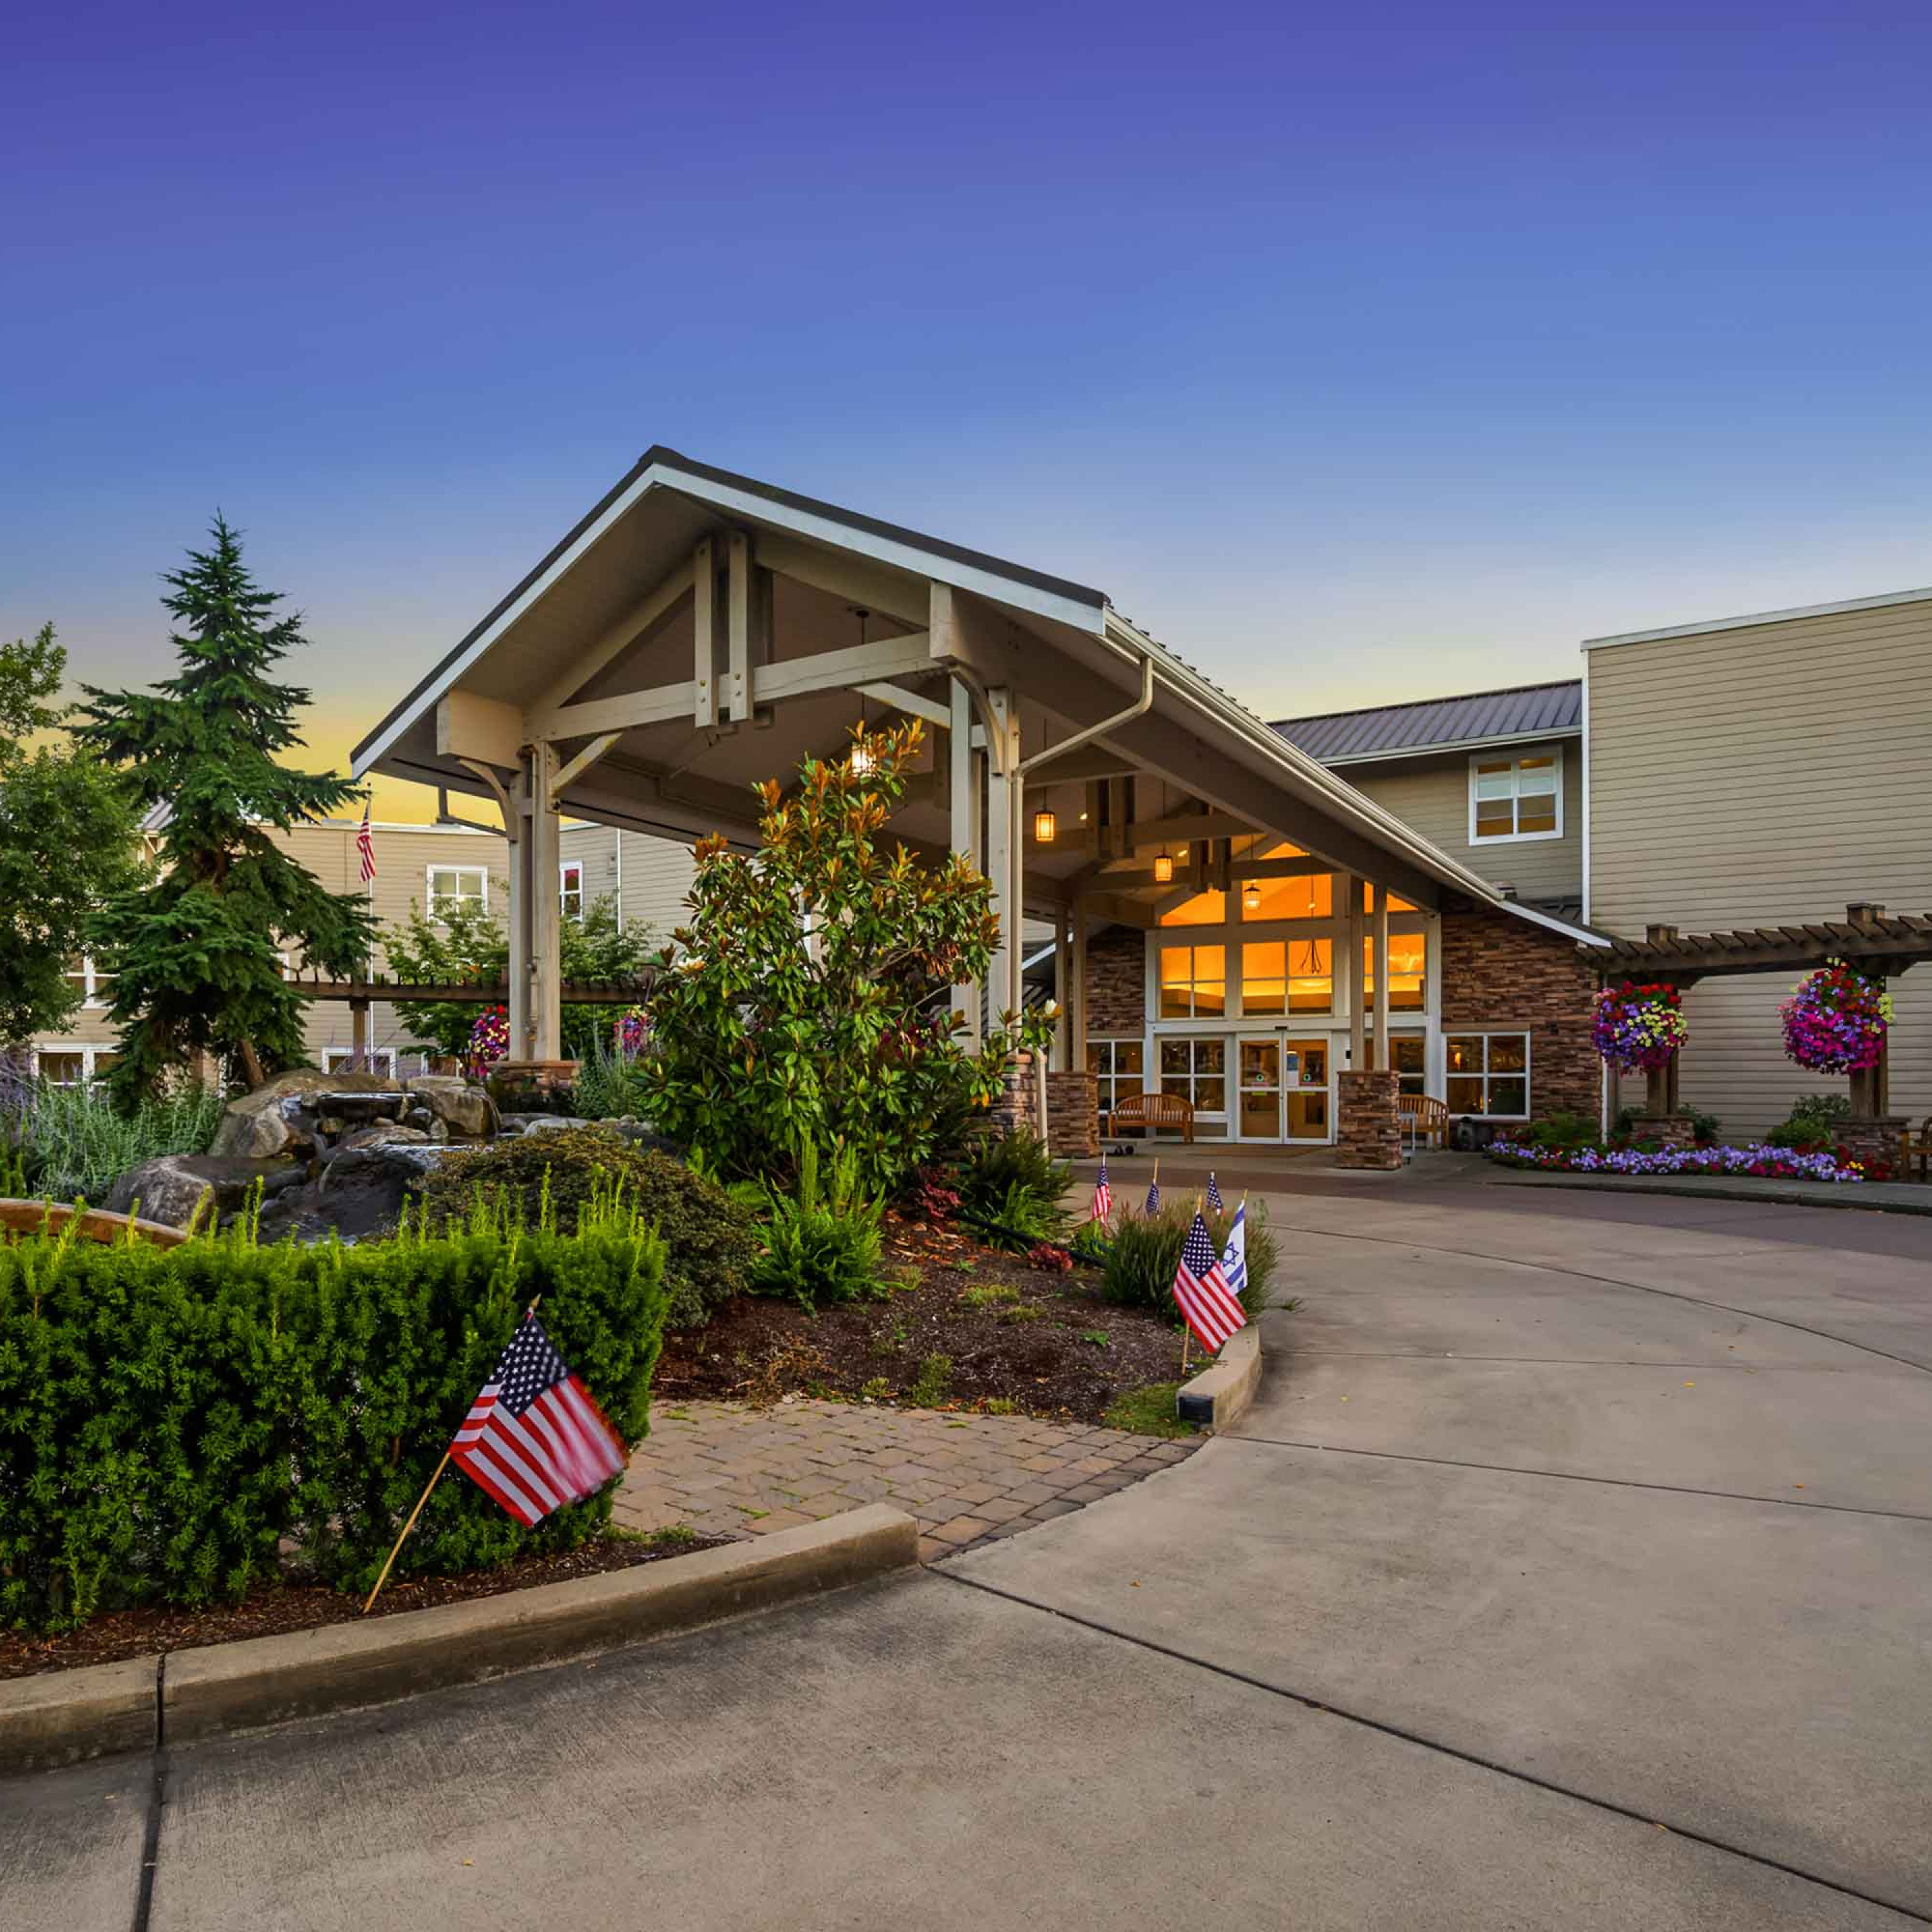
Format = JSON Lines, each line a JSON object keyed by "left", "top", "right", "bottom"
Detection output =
{"left": 1336, "top": 742, "right": 1583, "bottom": 902}
{"left": 1587, "top": 596, "right": 1932, "bottom": 1138}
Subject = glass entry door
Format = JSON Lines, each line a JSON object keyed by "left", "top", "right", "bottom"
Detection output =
{"left": 1236, "top": 1036, "right": 1332, "bottom": 1141}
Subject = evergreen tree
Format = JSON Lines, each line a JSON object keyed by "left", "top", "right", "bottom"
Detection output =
{"left": 75, "top": 516, "right": 376, "bottom": 1101}
{"left": 0, "top": 625, "right": 138, "bottom": 1051}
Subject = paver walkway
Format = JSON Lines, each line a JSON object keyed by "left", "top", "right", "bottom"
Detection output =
{"left": 613, "top": 1398, "right": 1197, "bottom": 1562}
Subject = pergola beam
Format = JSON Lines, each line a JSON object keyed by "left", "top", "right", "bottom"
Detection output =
{"left": 531, "top": 557, "right": 695, "bottom": 716}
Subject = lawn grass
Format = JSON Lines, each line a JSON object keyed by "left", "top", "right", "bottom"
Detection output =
{"left": 1102, "top": 1381, "right": 1198, "bottom": 1439}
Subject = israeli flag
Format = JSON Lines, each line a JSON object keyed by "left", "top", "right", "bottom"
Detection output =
{"left": 1220, "top": 1202, "right": 1248, "bottom": 1297}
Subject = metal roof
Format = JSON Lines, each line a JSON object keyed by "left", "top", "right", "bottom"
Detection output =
{"left": 1273, "top": 679, "right": 1582, "bottom": 764}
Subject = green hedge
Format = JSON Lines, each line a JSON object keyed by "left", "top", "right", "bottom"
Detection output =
{"left": 0, "top": 1197, "right": 668, "bottom": 1631}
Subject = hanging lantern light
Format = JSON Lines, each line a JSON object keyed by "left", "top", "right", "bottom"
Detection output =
{"left": 1153, "top": 851, "right": 1174, "bottom": 885}
{"left": 848, "top": 737, "right": 875, "bottom": 777}
{"left": 1033, "top": 807, "right": 1057, "bottom": 844}
{"left": 1243, "top": 880, "right": 1262, "bottom": 913}
{"left": 848, "top": 609, "right": 875, "bottom": 775}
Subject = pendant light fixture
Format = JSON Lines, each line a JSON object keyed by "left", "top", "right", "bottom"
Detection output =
{"left": 1243, "top": 880, "right": 1262, "bottom": 913}
{"left": 1153, "top": 849, "right": 1174, "bottom": 885}
{"left": 848, "top": 608, "right": 875, "bottom": 776}
{"left": 1033, "top": 806, "right": 1057, "bottom": 844}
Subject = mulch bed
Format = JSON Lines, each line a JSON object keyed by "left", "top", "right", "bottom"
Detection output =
{"left": 0, "top": 1532, "right": 728, "bottom": 1681}
{"left": 654, "top": 1209, "right": 1191, "bottom": 1423}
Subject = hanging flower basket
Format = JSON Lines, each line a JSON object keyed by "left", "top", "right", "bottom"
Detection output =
{"left": 466, "top": 1003, "right": 510, "bottom": 1081}
{"left": 613, "top": 1003, "right": 649, "bottom": 1058}
{"left": 1781, "top": 958, "right": 1891, "bottom": 1074}
{"left": 1591, "top": 981, "right": 1687, "bottom": 1072}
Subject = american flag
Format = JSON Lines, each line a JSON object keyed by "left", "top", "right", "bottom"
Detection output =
{"left": 1144, "top": 1172, "right": 1160, "bottom": 1215}
{"left": 1206, "top": 1171, "right": 1224, "bottom": 1212}
{"left": 355, "top": 802, "right": 377, "bottom": 884}
{"left": 1090, "top": 1157, "right": 1112, "bottom": 1224}
{"left": 450, "top": 1312, "right": 627, "bottom": 1526}
{"left": 1171, "top": 1208, "right": 1247, "bottom": 1354}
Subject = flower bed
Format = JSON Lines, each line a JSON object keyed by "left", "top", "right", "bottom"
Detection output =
{"left": 1593, "top": 980, "right": 1687, "bottom": 1072}
{"left": 1488, "top": 1140, "right": 1864, "bottom": 1183}
{"left": 1781, "top": 958, "right": 1892, "bottom": 1074}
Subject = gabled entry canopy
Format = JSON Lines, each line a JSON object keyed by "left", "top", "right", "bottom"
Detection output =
{"left": 352, "top": 446, "right": 1541, "bottom": 923}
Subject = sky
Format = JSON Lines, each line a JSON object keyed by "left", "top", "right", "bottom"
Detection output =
{"left": 5, "top": 1, "right": 1931, "bottom": 819}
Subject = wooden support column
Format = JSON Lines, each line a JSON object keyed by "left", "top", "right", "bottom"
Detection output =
{"left": 984, "top": 686, "right": 1016, "bottom": 1025}
{"left": 949, "top": 676, "right": 981, "bottom": 1045}
{"left": 692, "top": 537, "right": 719, "bottom": 728}
{"left": 506, "top": 763, "right": 533, "bottom": 1057}
{"left": 1345, "top": 873, "right": 1366, "bottom": 1074}
{"left": 1372, "top": 883, "right": 1390, "bottom": 1071}
{"left": 350, "top": 997, "right": 370, "bottom": 1065}
{"left": 529, "top": 742, "right": 562, "bottom": 1061}
{"left": 1054, "top": 906, "right": 1072, "bottom": 1070}
{"left": 1070, "top": 902, "right": 1088, "bottom": 1077}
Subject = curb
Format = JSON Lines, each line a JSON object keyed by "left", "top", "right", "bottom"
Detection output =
{"left": 1175, "top": 1323, "right": 1262, "bottom": 1429}
{"left": 1490, "top": 1173, "right": 1932, "bottom": 1217}
{"left": 2, "top": 1504, "right": 917, "bottom": 1774}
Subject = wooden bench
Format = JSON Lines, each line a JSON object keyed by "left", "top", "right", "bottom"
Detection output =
{"left": 1397, "top": 1094, "right": 1449, "bottom": 1149}
{"left": 0, "top": 1199, "right": 191, "bottom": 1248}
{"left": 1104, "top": 1092, "right": 1196, "bottom": 1144}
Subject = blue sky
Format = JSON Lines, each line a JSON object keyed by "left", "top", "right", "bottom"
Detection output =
{"left": 5, "top": 1, "right": 1929, "bottom": 815}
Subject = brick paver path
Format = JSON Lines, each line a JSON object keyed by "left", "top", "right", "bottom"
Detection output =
{"left": 614, "top": 1399, "right": 1200, "bottom": 1564}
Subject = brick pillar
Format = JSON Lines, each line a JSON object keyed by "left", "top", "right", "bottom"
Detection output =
{"left": 1629, "top": 1113, "right": 1698, "bottom": 1149}
{"left": 984, "top": 1052, "right": 1035, "bottom": 1141}
{"left": 1335, "top": 1069, "right": 1401, "bottom": 1170}
{"left": 1044, "top": 1070, "right": 1098, "bottom": 1159}
{"left": 1839, "top": 1115, "right": 1906, "bottom": 1175}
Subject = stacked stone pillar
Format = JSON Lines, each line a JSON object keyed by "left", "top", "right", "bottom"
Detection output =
{"left": 1335, "top": 1069, "right": 1402, "bottom": 1170}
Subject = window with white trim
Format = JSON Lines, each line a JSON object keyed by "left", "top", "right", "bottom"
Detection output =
{"left": 62, "top": 958, "right": 113, "bottom": 1008}
{"left": 324, "top": 1047, "right": 396, "bottom": 1077}
{"left": 1086, "top": 1038, "right": 1144, "bottom": 1117}
{"left": 1444, "top": 1032, "right": 1530, "bottom": 1118}
{"left": 1159, "top": 1036, "right": 1227, "bottom": 1117}
{"left": 427, "top": 866, "right": 488, "bottom": 920}
{"left": 1157, "top": 943, "right": 1225, "bottom": 1019}
{"left": 1470, "top": 750, "right": 1561, "bottom": 842}
{"left": 560, "top": 860, "right": 585, "bottom": 923}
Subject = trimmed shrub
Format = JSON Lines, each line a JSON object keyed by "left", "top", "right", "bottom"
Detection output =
{"left": 417, "top": 1126, "right": 756, "bottom": 1331}
{"left": 954, "top": 1130, "right": 1071, "bottom": 1249}
{"left": 0, "top": 1193, "right": 669, "bottom": 1630}
{"left": 1099, "top": 1200, "right": 1278, "bottom": 1320}
{"left": 1765, "top": 1093, "right": 1854, "bottom": 1150}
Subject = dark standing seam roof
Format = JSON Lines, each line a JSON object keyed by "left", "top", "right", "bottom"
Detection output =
{"left": 1273, "top": 679, "right": 1582, "bottom": 763}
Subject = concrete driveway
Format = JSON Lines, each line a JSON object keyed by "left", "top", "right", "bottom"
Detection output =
{"left": 6, "top": 1186, "right": 1930, "bottom": 1929}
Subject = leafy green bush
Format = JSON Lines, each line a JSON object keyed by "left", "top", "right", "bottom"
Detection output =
{"left": 955, "top": 1130, "right": 1071, "bottom": 1249}
{"left": 747, "top": 1140, "right": 890, "bottom": 1309}
{"left": 1521, "top": 1110, "right": 1596, "bottom": 1151}
{"left": 417, "top": 1126, "right": 755, "bottom": 1331}
{"left": 1099, "top": 1200, "right": 1278, "bottom": 1319}
{"left": 1765, "top": 1094, "right": 1853, "bottom": 1149}
{"left": 0, "top": 1191, "right": 668, "bottom": 1630}
{"left": 571, "top": 1036, "right": 653, "bottom": 1122}
{"left": 5, "top": 1076, "right": 224, "bottom": 1203}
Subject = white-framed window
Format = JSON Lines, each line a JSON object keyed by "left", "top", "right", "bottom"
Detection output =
{"left": 1157, "top": 943, "right": 1226, "bottom": 1019}
{"left": 427, "top": 865, "right": 489, "bottom": 920}
{"left": 1444, "top": 1032, "right": 1530, "bottom": 1118}
{"left": 1159, "top": 1036, "right": 1227, "bottom": 1117}
{"left": 32, "top": 1046, "right": 122, "bottom": 1086}
{"left": 560, "top": 860, "right": 585, "bottom": 923}
{"left": 324, "top": 1047, "right": 396, "bottom": 1077}
{"left": 1363, "top": 931, "right": 1428, "bottom": 1012}
{"left": 1086, "top": 1038, "right": 1144, "bottom": 1115}
{"left": 1469, "top": 749, "right": 1562, "bottom": 843}
{"left": 63, "top": 958, "right": 113, "bottom": 1008}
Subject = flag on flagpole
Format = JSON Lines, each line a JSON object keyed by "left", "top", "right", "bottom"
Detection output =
{"left": 355, "top": 802, "right": 377, "bottom": 884}
{"left": 1144, "top": 1159, "right": 1160, "bottom": 1216}
{"left": 1220, "top": 1199, "right": 1249, "bottom": 1299}
{"left": 451, "top": 1312, "right": 627, "bottom": 1526}
{"left": 1171, "top": 1209, "right": 1247, "bottom": 1354}
{"left": 1090, "top": 1157, "right": 1113, "bottom": 1224}
{"left": 1206, "top": 1171, "right": 1224, "bottom": 1212}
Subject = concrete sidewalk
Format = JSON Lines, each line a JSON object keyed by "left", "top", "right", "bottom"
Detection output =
{"left": 8, "top": 1186, "right": 1929, "bottom": 1929}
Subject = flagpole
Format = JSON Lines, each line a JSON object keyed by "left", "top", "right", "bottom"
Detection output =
{"left": 362, "top": 1450, "right": 451, "bottom": 1616}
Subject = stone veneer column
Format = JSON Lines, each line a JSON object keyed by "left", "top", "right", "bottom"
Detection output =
{"left": 1044, "top": 1070, "right": 1099, "bottom": 1159}
{"left": 1335, "top": 1069, "right": 1402, "bottom": 1170}
{"left": 1838, "top": 1115, "right": 1906, "bottom": 1175}
{"left": 983, "top": 1052, "right": 1036, "bottom": 1141}
{"left": 1629, "top": 1113, "right": 1698, "bottom": 1149}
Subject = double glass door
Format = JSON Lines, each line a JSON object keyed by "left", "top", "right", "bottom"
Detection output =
{"left": 1237, "top": 1036, "right": 1332, "bottom": 1142}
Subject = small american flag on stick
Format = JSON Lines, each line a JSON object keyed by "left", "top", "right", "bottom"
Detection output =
{"left": 451, "top": 1312, "right": 627, "bottom": 1526}
{"left": 1206, "top": 1171, "right": 1224, "bottom": 1212}
{"left": 356, "top": 801, "right": 377, "bottom": 884}
{"left": 1090, "top": 1157, "right": 1113, "bottom": 1224}
{"left": 1171, "top": 1208, "right": 1247, "bottom": 1355}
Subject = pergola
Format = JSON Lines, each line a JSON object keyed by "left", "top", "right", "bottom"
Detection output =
{"left": 1587, "top": 902, "right": 1932, "bottom": 1144}
{"left": 352, "top": 448, "right": 1551, "bottom": 1147}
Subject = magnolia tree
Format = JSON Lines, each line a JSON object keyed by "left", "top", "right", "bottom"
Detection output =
{"left": 642, "top": 721, "right": 1052, "bottom": 1195}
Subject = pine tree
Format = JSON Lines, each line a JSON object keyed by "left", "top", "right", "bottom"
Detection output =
{"left": 0, "top": 625, "right": 138, "bottom": 1052}
{"left": 75, "top": 516, "right": 377, "bottom": 1101}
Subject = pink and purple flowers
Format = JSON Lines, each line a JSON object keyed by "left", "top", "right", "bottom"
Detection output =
{"left": 1592, "top": 980, "right": 1688, "bottom": 1072}
{"left": 466, "top": 1003, "right": 510, "bottom": 1080}
{"left": 613, "top": 1003, "right": 649, "bottom": 1057}
{"left": 1490, "top": 1141, "right": 1862, "bottom": 1184}
{"left": 1781, "top": 958, "right": 1892, "bottom": 1074}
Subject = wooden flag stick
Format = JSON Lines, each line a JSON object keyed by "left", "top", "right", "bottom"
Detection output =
{"left": 363, "top": 1449, "right": 451, "bottom": 1616}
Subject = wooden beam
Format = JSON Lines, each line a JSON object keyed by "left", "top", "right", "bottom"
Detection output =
{"left": 1027, "top": 808, "right": 1260, "bottom": 855}
{"left": 857, "top": 681, "right": 951, "bottom": 728}
{"left": 553, "top": 731, "right": 621, "bottom": 792}
{"left": 754, "top": 529, "right": 927, "bottom": 627}
{"left": 1092, "top": 853, "right": 1328, "bottom": 887}
{"left": 436, "top": 690, "right": 523, "bottom": 770}
{"left": 529, "top": 681, "right": 699, "bottom": 741}
{"left": 726, "top": 532, "right": 752, "bottom": 722}
{"left": 752, "top": 632, "right": 934, "bottom": 705}
{"left": 531, "top": 558, "right": 695, "bottom": 715}
{"left": 1083, "top": 892, "right": 1156, "bottom": 930}
{"left": 692, "top": 538, "right": 720, "bottom": 728}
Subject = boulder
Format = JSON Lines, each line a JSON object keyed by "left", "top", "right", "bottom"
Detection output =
{"left": 255, "top": 1143, "right": 451, "bottom": 1245}
{"left": 520, "top": 1115, "right": 593, "bottom": 1135}
{"left": 335, "top": 1121, "right": 430, "bottom": 1153}
{"left": 209, "top": 1067, "right": 396, "bottom": 1161}
{"left": 406, "top": 1076, "right": 498, "bottom": 1140}
{"left": 104, "top": 1153, "right": 304, "bottom": 1229}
